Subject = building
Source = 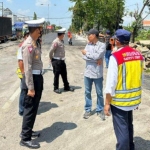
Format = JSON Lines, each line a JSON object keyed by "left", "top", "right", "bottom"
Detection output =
{"left": 3, "top": 8, "right": 12, "bottom": 16}
{"left": 143, "top": 20, "right": 150, "bottom": 30}
{"left": 3, "top": 8, "right": 30, "bottom": 25}
{"left": 7, "top": 14, "right": 17, "bottom": 25}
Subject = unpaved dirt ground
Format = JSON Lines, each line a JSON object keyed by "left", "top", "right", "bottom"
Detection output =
{"left": 0, "top": 34, "right": 150, "bottom": 150}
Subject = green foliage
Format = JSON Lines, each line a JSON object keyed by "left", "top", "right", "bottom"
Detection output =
{"left": 33, "top": 12, "right": 37, "bottom": 20}
{"left": 136, "top": 29, "right": 150, "bottom": 41}
{"left": 69, "top": 0, "right": 125, "bottom": 32}
{"left": 125, "top": 0, "right": 150, "bottom": 42}
{"left": 47, "top": 21, "right": 50, "bottom": 25}
{"left": 55, "top": 26, "right": 62, "bottom": 30}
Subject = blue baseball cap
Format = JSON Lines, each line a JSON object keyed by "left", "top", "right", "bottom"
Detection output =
{"left": 115, "top": 29, "right": 131, "bottom": 43}
{"left": 106, "top": 30, "right": 111, "bottom": 34}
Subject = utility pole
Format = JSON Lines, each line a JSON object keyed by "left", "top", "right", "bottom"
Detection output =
{"left": 48, "top": 4, "right": 49, "bottom": 23}
{"left": 0, "top": 2, "right": 3, "bottom": 17}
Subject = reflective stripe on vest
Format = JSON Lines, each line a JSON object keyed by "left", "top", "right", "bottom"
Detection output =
{"left": 111, "top": 46, "right": 143, "bottom": 107}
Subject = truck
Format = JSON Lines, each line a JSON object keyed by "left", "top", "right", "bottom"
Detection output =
{"left": 0, "top": 17, "right": 12, "bottom": 43}
{"left": 13, "top": 21, "right": 25, "bottom": 39}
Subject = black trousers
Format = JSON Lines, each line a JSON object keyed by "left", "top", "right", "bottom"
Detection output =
{"left": 111, "top": 105, "right": 135, "bottom": 150}
{"left": 21, "top": 74, "right": 43, "bottom": 141}
{"left": 52, "top": 58, "right": 69, "bottom": 90}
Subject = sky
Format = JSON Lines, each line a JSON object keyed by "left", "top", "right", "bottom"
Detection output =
{"left": 123, "top": 0, "right": 150, "bottom": 26}
{"left": 0, "top": 0, "right": 74, "bottom": 29}
{"left": 0, "top": 0, "right": 150, "bottom": 29}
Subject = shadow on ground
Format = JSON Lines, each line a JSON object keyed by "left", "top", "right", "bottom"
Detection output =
{"left": 37, "top": 102, "right": 58, "bottom": 115}
{"left": 35, "top": 122, "right": 77, "bottom": 143}
{"left": 59, "top": 85, "right": 82, "bottom": 93}
{"left": 43, "top": 68, "right": 53, "bottom": 75}
{"left": 135, "top": 136, "right": 150, "bottom": 150}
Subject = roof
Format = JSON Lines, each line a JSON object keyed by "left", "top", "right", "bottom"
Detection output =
{"left": 143, "top": 20, "right": 150, "bottom": 26}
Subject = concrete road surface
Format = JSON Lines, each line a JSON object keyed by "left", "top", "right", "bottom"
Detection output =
{"left": 0, "top": 33, "right": 150, "bottom": 150}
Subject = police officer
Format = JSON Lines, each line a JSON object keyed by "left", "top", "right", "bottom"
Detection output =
{"left": 17, "top": 30, "right": 29, "bottom": 116}
{"left": 104, "top": 29, "right": 144, "bottom": 150}
{"left": 49, "top": 28, "right": 74, "bottom": 94}
{"left": 19, "top": 18, "right": 45, "bottom": 149}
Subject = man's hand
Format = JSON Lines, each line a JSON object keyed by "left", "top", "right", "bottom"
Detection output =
{"left": 27, "top": 90, "right": 35, "bottom": 97}
{"left": 97, "top": 59, "right": 103, "bottom": 65}
{"left": 104, "top": 104, "right": 111, "bottom": 116}
{"left": 81, "top": 49, "right": 87, "bottom": 55}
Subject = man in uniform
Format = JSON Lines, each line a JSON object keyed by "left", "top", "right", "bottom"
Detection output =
{"left": 104, "top": 29, "right": 143, "bottom": 150}
{"left": 81, "top": 29, "right": 106, "bottom": 120}
{"left": 17, "top": 30, "right": 29, "bottom": 116}
{"left": 49, "top": 28, "right": 74, "bottom": 94}
{"left": 19, "top": 18, "right": 45, "bottom": 149}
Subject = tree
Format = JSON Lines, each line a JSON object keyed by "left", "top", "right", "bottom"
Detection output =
{"left": 125, "top": 0, "right": 150, "bottom": 42}
{"left": 55, "top": 26, "right": 62, "bottom": 30}
{"left": 69, "top": 0, "right": 125, "bottom": 33}
{"left": 47, "top": 21, "right": 50, "bottom": 25}
{"left": 51, "top": 24, "right": 56, "bottom": 30}
{"left": 33, "top": 12, "right": 37, "bottom": 20}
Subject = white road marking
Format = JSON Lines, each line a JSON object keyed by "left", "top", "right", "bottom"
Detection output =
{"left": 2, "top": 87, "right": 20, "bottom": 111}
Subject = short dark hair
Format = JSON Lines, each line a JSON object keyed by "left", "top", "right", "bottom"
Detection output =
{"left": 58, "top": 33, "right": 65, "bottom": 36}
{"left": 28, "top": 27, "right": 40, "bottom": 33}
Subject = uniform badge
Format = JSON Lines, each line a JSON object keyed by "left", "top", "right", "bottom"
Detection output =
{"left": 54, "top": 43, "right": 58, "bottom": 47}
{"left": 35, "top": 55, "right": 39, "bottom": 59}
{"left": 28, "top": 46, "right": 33, "bottom": 53}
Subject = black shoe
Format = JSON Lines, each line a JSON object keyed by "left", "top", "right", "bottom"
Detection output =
{"left": 20, "top": 140, "right": 40, "bottom": 149}
{"left": 20, "top": 131, "right": 40, "bottom": 138}
{"left": 19, "top": 112, "right": 23, "bottom": 116}
{"left": 64, "top": 87, "right": 74, "bottom": 92}
{"left": 54, "top": 89, "right": 61, "bottom": 94}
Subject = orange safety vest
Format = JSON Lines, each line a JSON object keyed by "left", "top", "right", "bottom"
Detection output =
{"left": 111, "top": 46, "right": 143, "bottom": 107}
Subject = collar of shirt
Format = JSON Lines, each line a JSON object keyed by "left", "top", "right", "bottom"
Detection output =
{"left": 27, "top": 35, "right": 33, "bottom": 44}
{"left": 88, "top": 41, "right": 99, "bottom": 46}
{"left": 115, "top": 47, "right": 123, "bottom": 52}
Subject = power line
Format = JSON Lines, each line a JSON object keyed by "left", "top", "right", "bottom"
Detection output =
{"left": 13, "top": 12, "right": 71, "bottom": 19}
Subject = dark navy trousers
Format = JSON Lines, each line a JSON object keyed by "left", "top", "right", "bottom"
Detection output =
{"left": 111, "top": 105, "right": 135, "bottom": 150}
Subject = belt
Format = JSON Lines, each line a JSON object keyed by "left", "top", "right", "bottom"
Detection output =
{"left": 32, "top": 70, "right": 42, "bottom": 75}
{"left": 53, "top": 57, "right": 65, "bottom": 60}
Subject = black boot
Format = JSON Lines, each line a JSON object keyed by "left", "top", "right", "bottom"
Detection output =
{"left": 64, "top": 87, "right": 74, "bottom": 92}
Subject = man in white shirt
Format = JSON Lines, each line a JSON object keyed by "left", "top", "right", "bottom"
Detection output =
{"left": 81, "top": 29, "right": 106, "bottom": 120}
{"left": 104, "top": 29, "right": 143, "bottom": 150}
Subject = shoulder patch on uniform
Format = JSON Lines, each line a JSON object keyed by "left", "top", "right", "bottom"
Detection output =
{"left": 28, "top": 46, "right": 33, "bottom": 53}
{"left": 54, "top": 42, "right": 58, "bottom": 47}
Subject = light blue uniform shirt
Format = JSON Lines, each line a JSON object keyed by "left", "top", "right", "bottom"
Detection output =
{"left": 83, "top": 41, "right": 106, "bottom": 78}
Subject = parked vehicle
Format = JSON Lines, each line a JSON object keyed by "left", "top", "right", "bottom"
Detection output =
{"left": 14, "top": 22, "right": 24, "bottom": 39}
{"left": 0, "top": 17, "right": 12, "bottom": 43}
{"left": 10, "top": 26, "right": 17, "bottom": 41}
